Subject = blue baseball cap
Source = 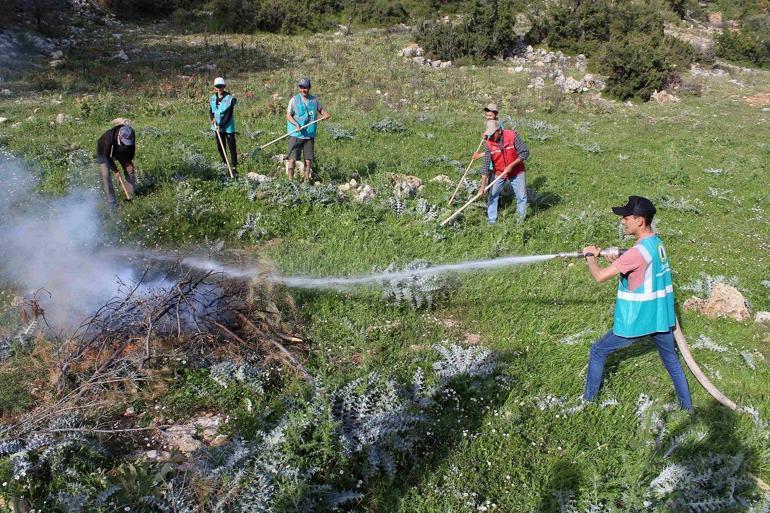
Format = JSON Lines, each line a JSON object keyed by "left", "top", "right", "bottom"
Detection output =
{"left": 297, "top": 77, "right": 311, "bottom": 88}
{"left": 117, "top": 125, "right": 135, "bottom": 146}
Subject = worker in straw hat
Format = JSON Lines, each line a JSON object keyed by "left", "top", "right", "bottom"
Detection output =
{"left": 210, "top": 77, "right": 238, "bottom": 176}
{"left": 582, "top": 196, "right": 692, "bottom": 410}
{"left": 285, "top": 77, "right": 330, "bottom": 182}
{"left": 95, "top": 123, "right": 136, "bottom": 208}
{"left": 476, "top": 119, "right": 530, "bottom": 224}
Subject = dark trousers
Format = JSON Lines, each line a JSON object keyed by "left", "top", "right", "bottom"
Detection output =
{"left": 214, "top": 131, "right": 237, "bottom": 172}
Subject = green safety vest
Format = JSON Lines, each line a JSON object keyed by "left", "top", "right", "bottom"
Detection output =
{"left": 613, "top": 234, "right": 676, "bottom": 337}
{"left": 210, "top": 94, "right": 236, "bottom": 134}
{"left": 287, "top": 94, "right": 318, "bottom": 139}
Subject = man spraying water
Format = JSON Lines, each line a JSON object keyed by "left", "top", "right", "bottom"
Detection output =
{"left": 581, "top": 196, "right": 692, "bottom": 410}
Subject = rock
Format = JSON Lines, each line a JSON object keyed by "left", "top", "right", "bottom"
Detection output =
{"left": 337, "top": 183, "right": 352, "bottom": 194}
{"left": 161, "top": 413, "right": 227, "bottom": 454}
{"left": 529, "top": 76, "right": 545, "bottom": 89}
{"left": 246, "top": 172, "right": 272, "bottom": 184}
{"left": 391, "top": 173, "right": 423, "bottom": 198}
{"left": 755, "top": 311, "right": 770, "bottom": 324}
{"left": 51, "top": 50, "right": 63, "bottom": 59}
{"left": 436, "top": 317, "right": 458, "bottom": 328}
{"left": 114, "top": 49, "right": 129, "bottom": 61}
{"left": 49, "top": 59, "right": 64, "bottom": 68}
{"left": 543, "top": 53, "right": 554, "bottom": 64}
{"left": 565, "top": 76, "right": 583, "bottom": 92}
{"left": 355, "top": 184, "right": 375, "bottom": 202}
{"left": 55, "top": 113, "right": 67, "bottom": 124}
{"left": 271, "top": 153, "right": 287, "bottom": 163}
{"left": 430, "top": 174, "right": 453, "bottom": 186}
{"left": 581, "top": 73, "right": 605, "bottom": 91}
{"left": 744, "top": 93, "right": 770, "bottom": 108}
{"left": 144, "top": 450, "right": 172, "bottom": 461}
{"left": 399, "top": 43, "right": 424, "bottom": 58}
{"left": 413, "top": 56, "right": 426, "bottom": 65}
{"left": 464, "top": 333, "right": 482, "bottom": 345}
{"left": 683, "top": 283, "right": 751, "bottom": 321}
{"left": 709, "top": 11, "right": 723, "bottom": 27}
{"left": 111, "top": 117, "right": 131, "bottom": 125}
{"left": 650, "top": 90, "right": 680, "bottom": 104}
{"left": 431, "top": 59, "right": 443, "bottom": 68}
{"left": 507, "top": 65, "right": 525, "bottom": 74}
{"left": 0, "top": 117, "right": 7, "bottom": 124}
{"left": 439, "top": 60, "right": 452, "bottom": 68}
{"left": 1, "top": 89, "right": 12, "bottom": 96}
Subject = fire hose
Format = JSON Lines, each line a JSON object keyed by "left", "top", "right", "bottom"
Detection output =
{"left": 561, "top": 247, "right": 740, "bottom": 411}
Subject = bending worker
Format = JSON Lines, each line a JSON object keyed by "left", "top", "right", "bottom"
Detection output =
{"left": 210, "top": 77, "right": 237, "bottom": 176}
{"left": 96, "top": 123, "right": 136, "bottom": 208}
{"left": 475, "top": 120, "right": 529, "bottom": 224}
{"left": 582, "top": 196, "right": 692, "bottom": 410}
{"left": 285, "top": 77, "right": 330, "bottom": 182}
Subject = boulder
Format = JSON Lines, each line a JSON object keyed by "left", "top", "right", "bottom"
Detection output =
{"left": 430, "top": 174, "right": 453, "bottom": 186}
{"left": 55, "top": 113, "right": 67, "bottom": 124}
{"left": 49, "top": 59, "right": 64, "bottom": 68}
{"left": 755, "top": 311, "right": 770, "bottom": 325}
{"left": 0, "top": 117, "right": 7, "bottom": 124}
{"left": 439, "top": 60, "right": 452, "bottom": 68}
{"left": 246, "top": 172, "right": 272, "bottom": 184}
{"left": 160, "top": 413, "right": 227, "bottom": 454}
{"left": 529, "top": 76, "right": 545, "bottom": 89}
{"left": 111, "top": 117, "right": 132, "bottom": 125}
{"left": 51, "top": 50, "right": 63, "bottom": 59}
{"left": 709, "top": 11, "right": 723, "bottom": 27}
{"left": 399, "top": 43, "right": 424, "bottom": 58}
{"left": 683, "top": 283, "right": 751, "bottom": 321}
{"left": 412, "top": 56, "right": 426, "bottom": 65}
{"left": 114, "top": 49, "right": 129, "bottom": 61}
{"left": 561, "top": 76, "right": 583, "bottom": 93}
{"left": 650, "top": 90, "right": 680, "bottom": 104}
{"left": 355, "top": 184, "right": 376, "bottom": 202}
{"left": 0, "top": 89, "right": 11, "bottom": 96}
{"left": 391, "top": 173, "right": 423, "bottom": 198}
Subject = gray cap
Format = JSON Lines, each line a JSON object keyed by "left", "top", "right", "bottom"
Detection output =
{"left": 117, "top": 125, "right": 135, "bottom": 146}
{"left": 297, "top": 77, "right": 311, "bottom": 88}
{"left": 483, "top": 120, "right": 501, "bottom": 137}
{"left": 483, "top": 103, "right": 499, "bottom": 113}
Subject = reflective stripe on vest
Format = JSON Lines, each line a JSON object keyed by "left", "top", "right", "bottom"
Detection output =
{"left": 487, "top": 129, "right": 525, "bottom": 177}
{"left": 287, "top": 94, "right": 318, "bottom": 139}
{"left": 210, "top": 94, "right": 236, "bottom": 133}
{"left": 612, "top": 235, "right": 676, "bottom": 338}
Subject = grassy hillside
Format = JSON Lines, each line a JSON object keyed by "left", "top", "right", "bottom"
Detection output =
{"left": 0, "top": 20, "right": 769, "bottom": 512}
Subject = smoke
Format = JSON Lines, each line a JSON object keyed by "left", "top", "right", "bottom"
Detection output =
{"left": 0, "top": 151, "right": 144, "bottom": 329}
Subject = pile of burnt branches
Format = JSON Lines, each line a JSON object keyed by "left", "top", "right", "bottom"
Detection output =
{"left": 3, "top": 263, "right": 311, "bottom": 438}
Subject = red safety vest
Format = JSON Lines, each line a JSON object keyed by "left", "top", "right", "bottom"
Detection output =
{"left": 487, "top": 129, "right": 525, "bottom": 177}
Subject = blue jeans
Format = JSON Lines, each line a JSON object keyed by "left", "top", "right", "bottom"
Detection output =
{"left": 487, "top": 172, "right": 527, "bottom": 222}
{"left": 583, "top": 329, "right": 692, "bottom": 410}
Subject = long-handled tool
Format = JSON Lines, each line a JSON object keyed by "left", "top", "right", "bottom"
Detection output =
{"left": 251, "top": 118, "right": 323, "bottom": 157}
{"left": 215, "top": 128, "right": 235, "bottom": 178}
{"left": 448, "top": 139, "right": 484, "bottom": 206}
{"left": 440, "top": 174, "right": 504, "bottom": 226}
{"left": 114, "top": 169, "right": 132, "bottom": 201}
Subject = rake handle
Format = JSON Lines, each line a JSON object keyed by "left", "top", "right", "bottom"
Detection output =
{"left": 440, "top": 174, "right": 503, "bottom": 226}
{"left": 215, "top": 128, "right": 234, "bottom": 178}
{"left": 259, "top": 118, "right": 323, "bottom": 150}
{"left": 448, "top": 138, "right": 485, "bottom": 206}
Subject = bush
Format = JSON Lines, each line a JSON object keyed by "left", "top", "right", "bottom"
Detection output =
{"left": 663, "top": 35, "right": 695, "bottom": 70}
{"left": 598, "top": 33, "right": 667, "bottom": 100}
{"left": 415, "top": 0, "right": 517, "bottom": 61}
{"left": 355, "top": 0, "right": 410, "bottom": 25}
{"left": 211, "top": 0, "right": 343, "bottom": 33}
{"left": 716, "top": 28, "right": 770, "bottom": 68}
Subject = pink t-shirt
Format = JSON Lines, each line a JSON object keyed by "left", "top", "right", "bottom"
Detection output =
{"left": 611, "top": 240, "right": 651, "bottom": 291}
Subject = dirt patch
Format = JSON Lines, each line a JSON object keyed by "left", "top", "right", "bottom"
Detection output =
{"left": 744, "top": 93, "right": 770, "bottom": 107}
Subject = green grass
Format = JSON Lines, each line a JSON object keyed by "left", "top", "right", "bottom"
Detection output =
{"left": 0, "top": 20, "right": 769, "bottom": 512}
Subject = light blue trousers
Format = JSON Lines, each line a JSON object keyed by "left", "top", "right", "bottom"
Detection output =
{"left": 487, "top": 172, "right": 527, "bottom": 222}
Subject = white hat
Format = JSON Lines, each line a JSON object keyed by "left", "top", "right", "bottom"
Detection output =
{"left": 214, "top": 77, "right": 226, "bottom": 87}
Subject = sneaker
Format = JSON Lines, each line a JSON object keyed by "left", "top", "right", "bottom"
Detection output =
{"left": 487, "top": 219, "right": 496, "bottom": 225}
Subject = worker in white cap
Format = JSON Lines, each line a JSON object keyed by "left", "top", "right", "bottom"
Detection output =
{"left": 210, "top": 77, "right": 238, "bottom": 176}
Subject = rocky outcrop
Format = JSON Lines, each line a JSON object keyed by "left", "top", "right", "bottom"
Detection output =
{"left": 682, "top": 283, "right": 751, "bottom": 321}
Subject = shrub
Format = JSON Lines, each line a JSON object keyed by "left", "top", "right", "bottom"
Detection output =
{"left": 415, "top": 0, "right": 517, "bottom": 61}
{"left": 716, "top": 28, "right": 770, "bottom": 68}
{"left": 354, "top": 0, "right": 410, "bottom": 25}
{"left": 211, "top": 0, "right": 342, "bottom": 34}
{"left": 598, "top": 33, "right": 668, "bottom": 100}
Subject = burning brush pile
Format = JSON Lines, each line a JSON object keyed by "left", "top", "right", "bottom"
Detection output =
{"left": 0, "top": 260, "right": 317, "bottom": 511}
